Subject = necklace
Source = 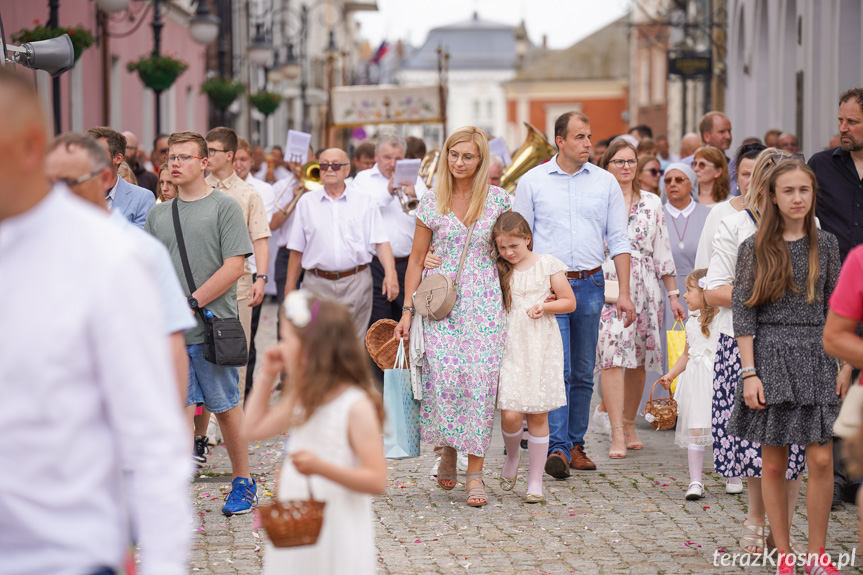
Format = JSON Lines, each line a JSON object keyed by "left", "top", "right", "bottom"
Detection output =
{"left": 669, "top": 207, "right": 692, "bottom": 250}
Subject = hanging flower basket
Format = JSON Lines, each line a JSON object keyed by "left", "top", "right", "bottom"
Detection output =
{"left": 13, "top": 23, "right": 94, "bottom": 63}
{"left": 127, "top": 54, "right": 188, "bottom": 92}
{"left": 248, "top": 91, "right": 282, "bottom": 116}
{"left": 201, "top": 77, "right": 246, "bottom": 110}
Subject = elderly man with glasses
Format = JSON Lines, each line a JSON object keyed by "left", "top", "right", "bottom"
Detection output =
{"left": 285, "top": 147, "right": 399, "bottom": 339}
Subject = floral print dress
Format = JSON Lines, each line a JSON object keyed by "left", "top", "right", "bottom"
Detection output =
{"left": 414, "top": 186, "right": 511, "bottom": 456}
{"left": 596, "top": 191, "right": 676, "bottom": 372}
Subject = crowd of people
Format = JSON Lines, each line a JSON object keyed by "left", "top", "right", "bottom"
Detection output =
{"left": 2, "top": 57, "right": 862, "bottom": 575}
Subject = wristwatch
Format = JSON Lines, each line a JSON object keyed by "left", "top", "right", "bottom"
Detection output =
{"left": 256, "top": 274, "right": 268, "bottom": 283}
{"left": 187, "top": 296, "right": 199, "bottom": 310}
{"left": 403, "top": 305, "right": 415, "bottom": 315}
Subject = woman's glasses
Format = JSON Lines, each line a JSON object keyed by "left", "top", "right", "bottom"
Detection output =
{"left": 608, "top": 158, "right": 638, "bottom": 168}
{"left": 448, "top": 150, "right": 478, "bottom": 164}
{"left": 644, "top": 168, "right": 663, "bottom": 177}
{"left": 664, "top": 176, "right": 688, "bottom": 185}
{"left": 691, "top": 160, "right": 715, "bottom": 170}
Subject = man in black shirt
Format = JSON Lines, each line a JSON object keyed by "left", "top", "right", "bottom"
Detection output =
{"left": 809, "top": 87, "right": 863, "bottom": 262}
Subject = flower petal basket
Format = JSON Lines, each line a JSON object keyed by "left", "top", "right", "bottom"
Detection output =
{"left": 201, "top": 77, "right": 246, "bottom": 110}
{"left": 248, "top": 91, "right": 282, "bottom": 116}
{"left": 13, "top": 24, "right": 93, "bottom": 63}
{"left": 127, "top": 55, "right": 188, "bottom": 92}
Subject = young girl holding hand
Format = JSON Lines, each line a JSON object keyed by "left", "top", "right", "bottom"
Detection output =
{"left": 727, "top": 161, "right": 842, "bottom": 574}
{"left": 243, "top": 292, "right": 387, "bottom": 575}
{"left": 492, "top": 212, "right": 576, "bottom": 503}
{"left": 658, "top": 269, "right": 720, "bottom": 501}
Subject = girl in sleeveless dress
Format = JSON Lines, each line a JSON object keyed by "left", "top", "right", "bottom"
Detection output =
{"left": 727, "top": 161, "right": 842, "bottom": 575}
{"left": 658, "top": 269, "right": 720, "bottom": 501}
{"left": 492, "top": 212, "right": 576, "bottom": 503}
{"left": 243, "top": 291, "right": 387, "bottom": 575}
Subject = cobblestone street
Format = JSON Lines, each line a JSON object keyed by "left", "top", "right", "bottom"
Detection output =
{"left": 191, "top": 302, "right": 862, "bottom": 574}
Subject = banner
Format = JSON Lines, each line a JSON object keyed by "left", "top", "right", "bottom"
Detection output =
{"left": 331, "top": 85, "right": 441, "bottom": 127}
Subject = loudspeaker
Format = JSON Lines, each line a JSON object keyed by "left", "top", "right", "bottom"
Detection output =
{"left": 14, "top": 34, "right": 74, "bottom": 77}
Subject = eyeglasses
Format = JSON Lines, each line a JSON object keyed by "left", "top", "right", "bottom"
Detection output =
{"left": 319, "top": 162, "right": 347, "bottom": 171}
{"left": 770, "top": 153, "right": 806, "bottom": 165}
{"left": 664, "top": 176, "right": 688, "bottom": 185}
{"left": 51, "top": 168, "right": 104, "bottom": 188}
{"left": 448, "top": 150, "right": 478, "bottom": 164}
{"left": 644, "top": 168, "right": 663, "bottom": 177}
{"left": 691, "top": 160, "right": 716, "bottom": 170}
{"left": 167, "top": 154, "right": 204, "bottom": 163}
{"left": 208, "top": 148, "right": 229, "bottom": 156}
{"left": 608, "top": 158, "right": 638, "bottom": 168}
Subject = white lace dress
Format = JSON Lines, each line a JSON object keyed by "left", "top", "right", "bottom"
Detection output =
{"left": 497, "top": 254, "right": 567, "bottom": 413}
{"left": 263, "top": 387, "right": 376, "bottom": 575}
{"left": 673, "top": 312, "right": 720, "bottom": 448}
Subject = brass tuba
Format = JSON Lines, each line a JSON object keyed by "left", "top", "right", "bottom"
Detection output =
{"left": 418, "top": 150, "right": 440, "bottom": 189}
{"left": 499, "top": 122, "right": 555, "bottom": 194}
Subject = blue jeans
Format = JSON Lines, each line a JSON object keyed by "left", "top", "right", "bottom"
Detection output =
{"left": 548, "top": 270, "right": 605, "bottom": 461}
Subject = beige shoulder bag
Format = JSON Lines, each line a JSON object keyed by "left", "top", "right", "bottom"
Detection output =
{"left": 414, "top": 219, "right": 477, "bottom": 321}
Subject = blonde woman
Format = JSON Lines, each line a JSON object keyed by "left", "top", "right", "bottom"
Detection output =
{"left": 157, "top": 162, "right": 178, "bottom": 202}
{"left": 395, "top": 126, "right": 511, "bottom": 507}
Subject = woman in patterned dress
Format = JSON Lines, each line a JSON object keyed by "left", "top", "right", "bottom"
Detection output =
{"left": 595, "top": 139, "right": 685, "bottom": 458}
{"left": 395, "top": 126, "right": 511, "bottom": 507}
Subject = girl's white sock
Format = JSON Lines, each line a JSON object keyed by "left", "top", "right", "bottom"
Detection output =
{"left": 527, "top": 433, "right": 549, "bottom": 495}
{"left": 501, "top": 428, "right": 522, "bottom": 478}
{"left": 688, "top": 444, "right": 705, "bottom": 485}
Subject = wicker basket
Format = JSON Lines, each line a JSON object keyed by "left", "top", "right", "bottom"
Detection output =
{"left": 365, "top": 318, "right": 409, "bottom": 371}
{"left": 644, "top": 379, "right": 678, "bottom": 431}
{"left": 258, "top": 479, "right": 326, "bottom": 548}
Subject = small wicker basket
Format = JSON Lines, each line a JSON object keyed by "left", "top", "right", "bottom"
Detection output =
{"left": 365, "top": 319, "right": 410, "bottom": 371}
{"left": 257, "top": 479, "right": 326, "bottom": 548}
{"left": 644, "top": 379, "right": 678, "bottom": 431}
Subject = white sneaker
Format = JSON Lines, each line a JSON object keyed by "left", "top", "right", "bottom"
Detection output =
{"left": 726, "top": 481, "right": 744, "bottom": 494}
{"left": 685, "top": 481, "right": 704, "bottom": 500}
{"left": 207, "top": 413, "right": 223, "bottom": 446}
{"left": 457, "top": 451, "right": 468, "bottom": 472}
{"left": 592, "top": 406, "right": 611, "bottom": 436}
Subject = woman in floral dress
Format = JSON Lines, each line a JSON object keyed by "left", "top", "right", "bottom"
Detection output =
{"left": 595, "top": 139, "right": 684, "bottom": 458}
{"left": 395, "top": 126, "right": 511, "bottom": 507}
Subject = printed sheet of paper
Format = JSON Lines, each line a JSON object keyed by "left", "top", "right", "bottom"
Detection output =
{"left": 393, "top": 159, "right": 421, "bottom": 186}
{"left": 285, "top": 130, "right": 311, "bottom": 164}
{"left": 488, "top": 137, "right": 512, "bottom": 167}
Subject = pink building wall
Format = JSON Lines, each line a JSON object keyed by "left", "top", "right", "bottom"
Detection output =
{"left": 2, "top": 0, "right": 209, "bottom": 150}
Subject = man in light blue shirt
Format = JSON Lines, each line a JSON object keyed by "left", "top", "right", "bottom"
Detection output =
{"left": 514, "top": 111, "right": 635, "bottom": 477}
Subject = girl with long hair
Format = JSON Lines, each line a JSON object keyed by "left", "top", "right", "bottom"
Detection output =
{"left": 491, "top": 211, "right": 575, "bottom": 503}
{"left": 243, "top": 293, "right": 386, "bottom": 575}
{"left": 727, "top": 161, "right": 842, "bottom": 573}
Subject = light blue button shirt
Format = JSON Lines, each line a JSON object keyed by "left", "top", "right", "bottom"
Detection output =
{"left": 513, "top": 155, "right": 630, "bottom": 271}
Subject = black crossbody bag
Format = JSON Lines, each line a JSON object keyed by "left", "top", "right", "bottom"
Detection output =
{"left": 172, "top": 199, "right": 248, "bottom": 367}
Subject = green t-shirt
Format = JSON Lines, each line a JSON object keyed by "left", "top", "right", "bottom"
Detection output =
{"left": 145, "top": 190, "right": 253, "bottom": 344}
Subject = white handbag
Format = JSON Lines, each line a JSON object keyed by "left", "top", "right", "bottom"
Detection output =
{"left": 834, "top": 378, "right": 863, "bottom": 438}
{"left": 602, "top": 260, "right": 619, "bottom": 304}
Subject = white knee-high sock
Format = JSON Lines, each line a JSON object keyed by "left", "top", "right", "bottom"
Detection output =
{"left": 527, "top": 433, "right": 549, "bottom": 495}
{"left": 688, "top": 444, "right": 705, "bottom": 485}
{"left": 501, "top": 428, "right": 522, "bottom": 478}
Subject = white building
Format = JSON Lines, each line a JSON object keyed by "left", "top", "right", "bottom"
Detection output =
{"left": 725, "top": 0, "right": 863, "bottom": 155}
{"left": 396, "top": 12, "right": 522, "bottom": 147}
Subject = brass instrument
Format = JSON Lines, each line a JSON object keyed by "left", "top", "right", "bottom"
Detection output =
{"left": 276, "top": 161, "right": 321, "bottom": 219}
{"left": 499, "top": 122, "right": 555, "bottom": 194}
{"left": 396, "top": 186, "right": 419, "bottom": 216}
{"left": 418, "top": 150, "right": 440, "bottom": 189}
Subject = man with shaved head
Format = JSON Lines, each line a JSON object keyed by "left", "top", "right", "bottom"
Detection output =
{"left": 285, "top": 147, "right": 399, "bottom": 338}
{"left": 122, "top": 130, "right": 159, "bottom": 196}
{"left": 0, "top": 67, "right": 190, "bottom": 574}
{"left": 678, "top": 132, "right": 702, "bottom": 160}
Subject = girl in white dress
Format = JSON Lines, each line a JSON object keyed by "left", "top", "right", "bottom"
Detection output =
{"left": 658, "top": 269, "right": 720, "bottom": 501}
{"left": 242, "top": 291, "right": 387, "bottom": 575}
{"left": 492, "top": 212, "right": 576, "bottom": 503}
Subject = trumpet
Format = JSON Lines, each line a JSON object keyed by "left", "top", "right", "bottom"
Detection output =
{"left": 276, "top": 161, "right": 322, "bottom": 219}
{"left": 396, "top": 186, "right": 419, "bottom": 216}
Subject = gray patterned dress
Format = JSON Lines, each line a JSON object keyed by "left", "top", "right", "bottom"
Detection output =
{"left": 727, "top": 230, "right": 842, "bottom": 446}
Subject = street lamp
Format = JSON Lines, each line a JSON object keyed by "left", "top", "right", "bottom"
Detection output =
{"left": 281, "top": 43, "right": 302, "bottom": 80}
{"left": 188, "top": 1, "right": 221, "bottom": 46}
{"left": 95, "top": 0, "right": 131, "bottom": 13}
{"left": 247, "top": 24, "right": 273, "bottom": 66}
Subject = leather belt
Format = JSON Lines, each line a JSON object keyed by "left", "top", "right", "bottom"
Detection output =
{"left": 373, "top": 255, "right": 410, "bottom": 264}
{"left": 308, "top": 264, "right": 368, "bottom": 280}
{"left": 566, "top": 265, "right": 602, "bottom": 280}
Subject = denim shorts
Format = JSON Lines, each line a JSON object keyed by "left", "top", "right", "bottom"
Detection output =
{"left": 186, "top": 344, "right": 240, "bottom": 413}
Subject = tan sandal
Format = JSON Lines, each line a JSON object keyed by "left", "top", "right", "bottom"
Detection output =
{"left": 437, "top": 447, "right": 457, "bottom": 490}
{"left": 766, "top": 532, "right": 807, "bottom": 556}
{"left": 623, "top": 417, "right": 644, "bottom": 450}
{"left": 465, "top": 471, "right": 488, "bottom": 507}
{"left": 609, "top": 425, "right": 626, "bottom": 459}
{"left": 740, "top": 520, "right": 765, "bottom": 554}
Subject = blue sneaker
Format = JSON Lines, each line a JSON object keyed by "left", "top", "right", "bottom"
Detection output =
{"left": 222, "top": 477, "right": 257, "bottom": 517}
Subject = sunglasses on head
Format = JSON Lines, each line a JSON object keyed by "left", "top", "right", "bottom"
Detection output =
{"left": 770, "top": 153, "right": 806, "bottom": 165}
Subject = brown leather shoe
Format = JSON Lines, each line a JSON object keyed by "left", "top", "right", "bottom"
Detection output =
{"left": 570, "top": 445, "right": 597, "bottom": 470}
{"left": 544, "top": 451, "right": 571, "bottom": 479}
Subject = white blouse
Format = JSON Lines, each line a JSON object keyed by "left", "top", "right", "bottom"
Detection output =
{"left": 694, "top": 198, "right": 738, "bottom": 269}
{"left": 704, "top": 210, "right": 757, "bottom": 336}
